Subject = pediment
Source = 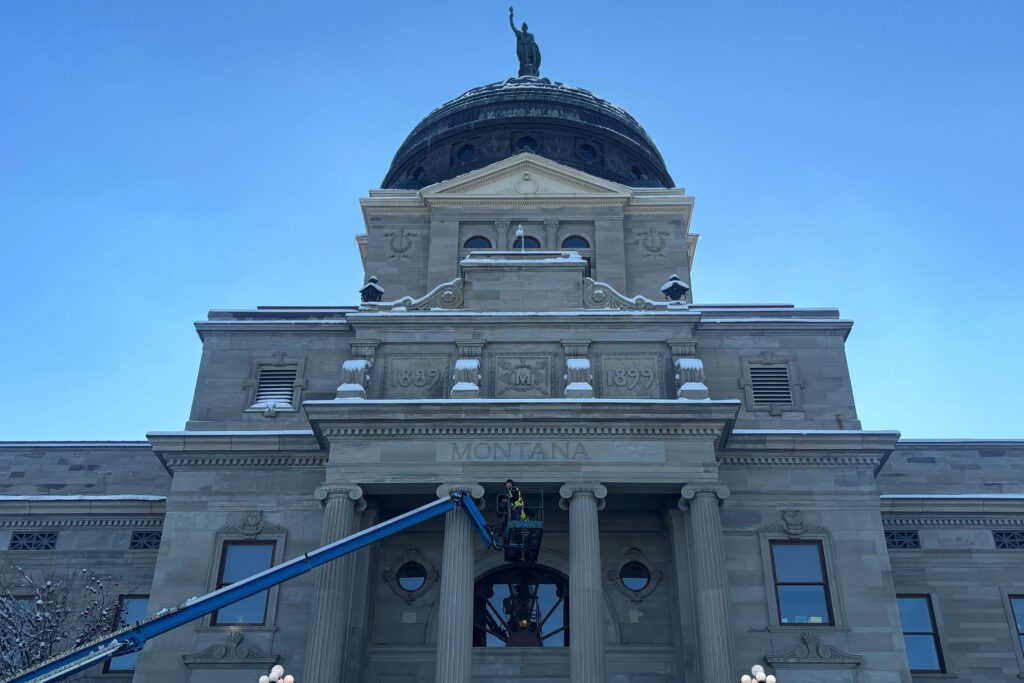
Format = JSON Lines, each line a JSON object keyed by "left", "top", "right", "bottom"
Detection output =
{"left": 421, "top": 153, "right": 632, "bottom": 200}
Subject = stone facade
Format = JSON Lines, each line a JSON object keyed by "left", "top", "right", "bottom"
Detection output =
{"left": 2, "top": 77, "right": 1023, "bottom": 683}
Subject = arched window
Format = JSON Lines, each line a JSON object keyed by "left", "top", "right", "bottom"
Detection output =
{"left": 561, "top": 235, "right": 590, "bottom": 249}
{"left": 463, "top": 236, "right": 492, "bottom": 249}
{"left": 512, "top": 236, "right": 542, "bottom": 249}
{"left": 473, "top": 565, "right": 568, "bottom": 647}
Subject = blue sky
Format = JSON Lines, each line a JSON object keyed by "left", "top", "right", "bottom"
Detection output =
{"left": 1, "top": 1, "right": 1021, "bottom": 440}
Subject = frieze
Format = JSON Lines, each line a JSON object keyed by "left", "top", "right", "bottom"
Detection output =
{"left": 490, "top": 354, "right": 554, "bottom": 398}
{"left": 438, "top": 440, "right": 666, "bottom": 462}
{"left": 597, "top": 354, "right": 665, "bottom": 399}
{"left": 380, "top": 355, "right": 451, "bottom": 399}
{"left": 163, "top": 454, "right": 327, "bottom": 470}
{"left": 884, "top": 515, "right": 1024, "bottom": 529}
{"left": 323, "top": 425, "right": 720, "bottom": 438}
{"left": 0, "top": 517, "right": 163, "bottom": 529}
{"left": 718, "top": 454, "right": 884, "bottom": 468}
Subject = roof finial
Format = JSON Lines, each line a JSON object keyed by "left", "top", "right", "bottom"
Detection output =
{"left": 509, "top": 6, "right": 541, "bottom": 77}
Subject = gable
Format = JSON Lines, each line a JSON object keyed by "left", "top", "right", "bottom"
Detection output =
{"left": 421, "top": 153, "right": 632, "bottom": 200}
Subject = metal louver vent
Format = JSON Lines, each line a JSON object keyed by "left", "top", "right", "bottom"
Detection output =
{"left": 252, "top": 366, "right": 298, "bottom": 409}
{"left": 749, "top": 364, "right": 793, "bottom": 407}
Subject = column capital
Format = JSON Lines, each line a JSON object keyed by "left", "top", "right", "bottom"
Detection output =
{"left": 678, "top": 483, "right": 730, "bottom": 509}
{"left": 559, "top": 482, "right": 607, "bottom": 510}
{"left": 314, "top": 483, "right": 366, "bottom": 511}
{"left": 436, "top": 482, "right": 485, "bottom": 501}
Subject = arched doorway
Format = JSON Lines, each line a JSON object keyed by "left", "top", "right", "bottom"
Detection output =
{"left": 473, "top": 565, "right": 568, "bottom": 647}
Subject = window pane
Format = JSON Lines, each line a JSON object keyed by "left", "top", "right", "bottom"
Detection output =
{"left": 897, "top": 597, "right": 934, "bottom": 633}
{"left": 221, "top": 543, "right": 274, "bottom": 583}
{"left": 214, "top": 591, "right": 268, "bottom": 625}
{"left": 777, "top": 585, "right": 830, "bottom": 624}
{"left": 772, "top": 543, "right": 824, "bottom": 583}
{"left": 108, "top": 597, "right": 149, "bottom": 671}
{"left": 1012, "top": 597, "right": 1024, "bottom": 634}
{"left": 904, "top": 634, "right": 942, "bottom": 671}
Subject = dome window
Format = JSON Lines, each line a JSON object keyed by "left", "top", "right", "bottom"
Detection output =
{"left": 514, "top": 136, "right": 539, "bottom": 153}
{"left": 630, "top": 165, "right": 649, "bottom": 181}
{"left": 561, "top": 236, "right": 590, "bottom": 249}
{"left": 463, "top": 236, "right": 492, "bottom": 249}
{"left": 456, "top": 144, "right": 476, "bottom": 163}
{"left": 576, "top": 144, "right": 597, "bottom": 162}
{"left": 512, "top": 235, "right": 542, "bottom": 249}
{"left": 619, "top": 561, "right": 651, "bottom": 592}
{"left": 407, "top": 166, "right": 426, "bottom": 183}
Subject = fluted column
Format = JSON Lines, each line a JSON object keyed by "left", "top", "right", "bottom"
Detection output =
{"left": 434, "top": 483, "right": 484, "bottom": 683}
{"left": 304, "top": 483, "right": 366, "bottom": 683}
{"left": 680, "top": 484, "right": 735, "bottom": 683}
{"left": 559, "top": 482, "right": 608, "bottom": 683}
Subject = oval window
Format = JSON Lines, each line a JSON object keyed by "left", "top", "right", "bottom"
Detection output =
{"left": 629, "top": 165, "right": 649, "bottom": 181}
{"left": 463, "top": 236, "right": 492, "bottom": 249}
{"left": 576, "top": 144, "right": 597, "bottom": 162}
{"left": 512, "top": 236, "right": 542, "bottom": 249}
{"left": 396, "top": 562, "right": 427, "bottom": 592}
{"left": 619, "top": 561, "right": 650, "bottom": 592}
{"left": 456, "top": 144, "right": 476, "bottom": 162}
{"left": 561, "top": 236, "right": 590, "bottom": 249}
{"left": 515, "top": 136, "right": 539, "bottom": 153}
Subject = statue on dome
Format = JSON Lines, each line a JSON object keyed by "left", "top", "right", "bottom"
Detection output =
{"left": 509, "top": 6, "right": 541, "bottom": 77}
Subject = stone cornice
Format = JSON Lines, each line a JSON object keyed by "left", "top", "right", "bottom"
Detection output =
{"left": 305, "top": 399, "right": 739, "bottom": 443}
{"left": 881, "top": 496, "right": 1024, "bottom": 516}
{"left": 148, "top": 430, "right": 326, "bottom": 471}
{"left": 883, "top": 514, "right": 1024, "bottom": 529}
{"left": 725, "top": 430, "right": 901, "bottom": 452}
{"left": 719, "top": 453, "right": 886, "bottom": 469}
{"left": 0, "top": 499, "right": 165, "bottom": 516}
{"left": 344, "top": 310, "right": 701, "bottom": 326}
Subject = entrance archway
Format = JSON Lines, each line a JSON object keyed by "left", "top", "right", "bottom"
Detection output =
{"left": 472, "top": 564, "right": 568, "bottom": 647}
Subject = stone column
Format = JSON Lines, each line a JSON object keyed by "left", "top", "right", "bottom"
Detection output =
{"left": 434, "top": 483, "right": 484, "bottom": 683}
{"left": 559, "top": 482, "right": 608, "bottom": 683}
{"left": 304, "top": 483, "right": 366, "bottom": 683}
{"left": 679, "top": 484, "right": 735, "bottom": 683}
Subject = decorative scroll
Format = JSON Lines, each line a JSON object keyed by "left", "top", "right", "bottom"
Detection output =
{"left": 365, "top": 278, "right": 464, "bottom": 311}
{"left": 766, "top": 631, "right": 862, "bottom": 668}
{"left": 182, "top": 631, "right": 278, "bottom": 668}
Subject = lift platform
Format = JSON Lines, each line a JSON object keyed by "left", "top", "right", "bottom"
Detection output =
{"left": 496, "top": 489, "right": 544, "bottom": 563}
{"left": 5, "top": 491, "right": 504, "bottom": 683}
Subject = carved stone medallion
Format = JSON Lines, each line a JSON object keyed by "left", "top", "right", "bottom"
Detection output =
{"left": 631, "top": 228, "right": 671, "bottom": 259}
{"left": 382, "top": 229, "right": 420, "bottom": 261}
{"left": 380, "top": 355, "right": 451, "bottom": 399}
{"left": 597, "top": 354, "right": 665, "bottom": 399}
{"left": 491, "top": 354, "right": 553, "bottom": 398}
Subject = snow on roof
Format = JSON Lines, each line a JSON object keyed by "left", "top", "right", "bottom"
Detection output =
{"left": 880, "top": 493, "right": 1024, "bottom": 500}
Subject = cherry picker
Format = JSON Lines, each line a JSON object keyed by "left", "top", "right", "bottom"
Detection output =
{"left": 5, "top": 489, "right": 544, "bottom": 683}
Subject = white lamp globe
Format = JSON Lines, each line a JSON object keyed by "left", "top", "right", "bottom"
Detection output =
{"left": 259, "top": 677, "right": 270, "bottom": 683}
{"left": 766, "top": 676, "right": 777, "bottom": 683}
{"left": 282, "top": 676, "right": 294, "bottom": 683}
{"left": 269, "top": 674, "right": 280, "bottom": 683}
{"left": 741, "top": 676, "right": 752, "bottom": 683}
{"left": 751, "top": 664, "right": 764, "bottom": 675}
{"left": 756, "top": 673, "right": 766, "bottom": 682}
{"left": 271, "top": 666, "right": 284, "bottom": 676}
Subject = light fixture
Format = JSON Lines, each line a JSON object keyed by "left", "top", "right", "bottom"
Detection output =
{"left": 740, "top": 663, "right": 775, "bottom": 683}
{"left": 259, "top": 664, "right": 294, "bottom": 683}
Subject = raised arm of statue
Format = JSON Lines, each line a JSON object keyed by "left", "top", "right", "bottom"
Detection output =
{"left": 509, "top": 6, "right": 521, "bottom": 37}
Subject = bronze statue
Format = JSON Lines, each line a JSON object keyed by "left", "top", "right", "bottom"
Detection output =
{"left": 509, "top": 6, "right": 541, "bottom": 77}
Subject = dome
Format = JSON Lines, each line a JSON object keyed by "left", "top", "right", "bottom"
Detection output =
{"left": 383, "top": 76, "right": 673, "bottom": 190}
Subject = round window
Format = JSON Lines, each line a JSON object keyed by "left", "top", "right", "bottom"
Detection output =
{"left": 396, "top": 562, "right": 427, "bottom": 592}
{"left": 619, "top": 561, "right": 650, "bottom": 592}
{"left": 629, "top": 165, "right": 649, "bottom": 181}
{"left": 456, "top": 144, "right": 476, "bottom": 162}
{"left": 408, "top": 166, "right": 426, "bottom": 182}
{"left": 515, "top": 136, "right": 539, "bottom": 153}
{"left": 576, "top": 144, "right": 597, "bottom": 162}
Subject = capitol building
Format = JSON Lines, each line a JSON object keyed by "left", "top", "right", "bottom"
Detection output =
{"left": 2, "top": 20, "right": 1023, "bottom": 683}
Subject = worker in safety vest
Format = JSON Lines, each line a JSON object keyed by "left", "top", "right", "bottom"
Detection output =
{"left": 505, "top": 479, "right": 527, "bottom": 521}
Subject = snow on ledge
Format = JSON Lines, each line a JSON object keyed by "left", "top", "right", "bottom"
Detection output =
{"left": 0, "top": 495, "right": 167, "bottom": 502}
{"left": 880, "top": 493, "right": 1024, "bottom": 500}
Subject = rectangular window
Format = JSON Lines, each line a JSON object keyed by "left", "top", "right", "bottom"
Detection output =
{"left": 897, "top": 595, "right": 944, "bottom": 672}
{"left": 994, "top": 530, "right": 1024, "bottom": 549}
{"left": 749, "top": 364, "right": 794, "bottom": 407}
{"left": 104, "top": 595, "right": 149, "bottom": 672}
{"left": 885, "top": 530, "right": 921, "bottom": 549}
{"left": 211, "top": 541, "right": 275, "bottom": 625}
{"left": 1010, "top": 596, "right": 1024, "bottom": 656}
{"left": 129, "top": 530, "right": 162, "bottom": 550}
{"left": 9, "top": 531, "right": 58, "bottom": 550}
{"left": 770, "top": 540, "right": 833, "bottom": 625}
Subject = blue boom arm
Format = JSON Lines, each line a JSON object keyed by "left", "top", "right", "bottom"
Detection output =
{"left": 5, "top": 492, "right": 497, "bottom": 683}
